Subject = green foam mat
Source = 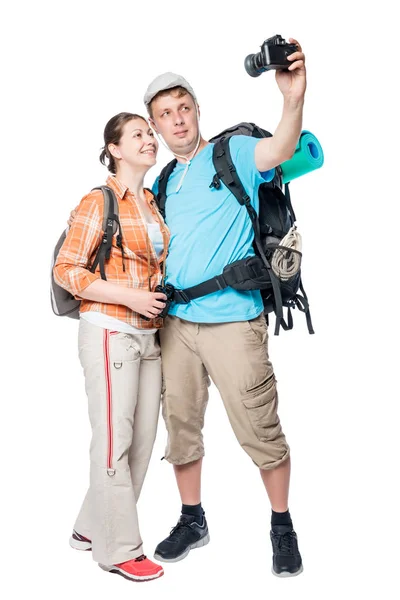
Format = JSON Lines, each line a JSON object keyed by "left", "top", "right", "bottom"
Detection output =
{"left": 281, "top": 130, "right": 324, "bottom": 184}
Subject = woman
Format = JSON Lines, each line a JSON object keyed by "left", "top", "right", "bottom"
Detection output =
{"left": 53, "top": 112, "right": 170, "bottom": 582}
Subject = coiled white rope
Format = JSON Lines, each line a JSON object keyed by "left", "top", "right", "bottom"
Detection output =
{"left": 271, "top": 226, "right": 302, "bottom": 281}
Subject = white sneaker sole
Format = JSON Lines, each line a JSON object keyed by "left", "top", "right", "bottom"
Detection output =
{"left": 154, "top": 532, "right": 210, "bottom": 563}
{"left": 69, "top": 536, "right": 92, "bottom": 551}
{"left": 271, "top": 564, "right": 304, "bottom": 578}
{"left": 99, "top": 563, "right": 164, "bottom": 582}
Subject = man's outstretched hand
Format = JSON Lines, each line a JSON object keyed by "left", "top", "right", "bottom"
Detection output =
{"left": 275, "top": 38, "right": 307, "bottom": 102}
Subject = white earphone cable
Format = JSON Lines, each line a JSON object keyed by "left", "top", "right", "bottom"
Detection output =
{"left": 153, "top": 106, "right": 202, "bottom": 193}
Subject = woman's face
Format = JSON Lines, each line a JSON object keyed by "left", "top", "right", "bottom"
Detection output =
{"left": 110, "top": 118, "right": 158, "bottom": 170}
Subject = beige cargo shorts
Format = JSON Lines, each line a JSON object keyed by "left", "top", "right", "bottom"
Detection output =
{"left": 159, "top": 313, "right": 290, "bottom": 470}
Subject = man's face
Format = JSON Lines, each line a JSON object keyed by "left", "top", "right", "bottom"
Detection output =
{"left": 150, "top": 91, "right": 199, "bottom": 156}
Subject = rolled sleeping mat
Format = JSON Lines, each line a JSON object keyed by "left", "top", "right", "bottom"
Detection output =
{"left": 280, "top": 130, "right": 324, "bottom": 184}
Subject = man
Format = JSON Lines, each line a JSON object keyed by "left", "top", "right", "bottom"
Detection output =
{"left": 143, "top": 38, "right": 307, "bottom": 577}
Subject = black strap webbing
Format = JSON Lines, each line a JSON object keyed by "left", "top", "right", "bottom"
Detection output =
{"left": 281, "top": 279, "right": 314, "bottom": 334}
{"left": 298, "top": 279, "right": 315, "bottom": 334}
{"left": 284, "top": 182, "right": 296, "bottom": 225}
{"left": 172, "top": 274, "right": 229, "bottom": 304}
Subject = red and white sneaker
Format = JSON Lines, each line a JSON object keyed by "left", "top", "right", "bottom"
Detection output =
{"left": 69, "top": 530, "right": 92, "bottom": 551}
{"left": 99, "top": 555, "right": 164, "bottom": 582}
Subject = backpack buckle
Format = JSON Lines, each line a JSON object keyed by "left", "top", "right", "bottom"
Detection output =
{"left": 173, "top": 289, "right": 190, "bottom": 304}
{"left": 210, "top": 174, "right": 221, "bottom": 189}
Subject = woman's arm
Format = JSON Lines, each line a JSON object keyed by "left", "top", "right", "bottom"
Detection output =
{"left": 53, "top": 192, "right": 103, "bottom": 297}
{"left": 79, "top": 279, "right": 167, "bottom": 319}
{"left": 54, "top": 191, "right": 167, "bottom": 318}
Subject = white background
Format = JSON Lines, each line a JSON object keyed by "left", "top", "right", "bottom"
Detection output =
{"left": 2, "top": 1, "right": 399, "bottom": 599}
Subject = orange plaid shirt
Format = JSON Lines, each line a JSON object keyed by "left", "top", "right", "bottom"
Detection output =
{"left": 53, "top": 175, "right": 170, "bottom": 330}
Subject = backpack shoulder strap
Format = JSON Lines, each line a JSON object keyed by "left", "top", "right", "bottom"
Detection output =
{"left": 89, "top": 186, "right": 121, "bottom": 280}
{"left": 211, "top": 138, "right": 284, "bottom": 334}
{"left": 212, "top": 136, "right": 269, "bottom": 253}
{"left": 156, "top": 159, "right": 177, "bottom": 218}
{"left": 97, "top": 185, "right": 119, "bottom": 233}
{"left": 211, "top": 137, "right": 251, "bottom": 207}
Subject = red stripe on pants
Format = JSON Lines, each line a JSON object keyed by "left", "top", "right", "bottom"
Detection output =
{"left": 103, "top": 330, "right": 113, "bottom": 474}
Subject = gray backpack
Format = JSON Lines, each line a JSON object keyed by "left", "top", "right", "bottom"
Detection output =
{"left": 50, "top": 186, "right": 121, "bottom": 319}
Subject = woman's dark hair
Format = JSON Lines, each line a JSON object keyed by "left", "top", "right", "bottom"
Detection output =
{"left": 99, "top": 112, "right": 148, "bottom": 174}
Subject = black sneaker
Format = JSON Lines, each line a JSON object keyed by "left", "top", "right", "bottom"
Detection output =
{"left": 270, "top": 525, "right": 303, "bottom": 577}
{"left": 154, "top": 514, "right": 210, "bottom": 563}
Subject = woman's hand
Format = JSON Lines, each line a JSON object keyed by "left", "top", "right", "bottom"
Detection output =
{"left": 125, "top": 289, "right": 168, "bottom": 319}
{"left": 68, "top": 207, "right": 78, "bottom": 228}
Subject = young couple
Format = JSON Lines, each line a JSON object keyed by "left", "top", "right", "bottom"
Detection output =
{"left": 54, "top": 38, "right": 307, "bottom": 582}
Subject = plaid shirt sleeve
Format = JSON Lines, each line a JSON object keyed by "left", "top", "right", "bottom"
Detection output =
{"left": 53, "top": 192, "right": 103, "bottom": 298}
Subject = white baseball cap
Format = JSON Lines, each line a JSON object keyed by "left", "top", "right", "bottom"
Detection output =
{"left": 143, "top": 72, "right": 197, "bottom": 107}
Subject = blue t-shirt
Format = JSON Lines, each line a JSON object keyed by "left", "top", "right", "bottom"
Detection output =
{"left": 152, "top": 135, "right": 274, "bottom": 323}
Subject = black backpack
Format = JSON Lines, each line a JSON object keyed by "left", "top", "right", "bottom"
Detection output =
{"left": 156, "top": 123, "right": 314, "bottom": 335}
{"left": 51, "top": 186, "right": 123, "bottom": 319}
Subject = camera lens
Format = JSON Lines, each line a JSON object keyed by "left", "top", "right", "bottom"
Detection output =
{"left": 245, "top": 53, "right": 263, "bottom": 77}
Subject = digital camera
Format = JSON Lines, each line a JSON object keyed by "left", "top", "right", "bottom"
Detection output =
{"left": 154, "top": 283, "right": 175, "bottom": 318}
{"left": 245, "top": 34, "right": 298, "bottom": 77}
{"left": 141, "top": 283, "right": 175, "bottom": 321}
